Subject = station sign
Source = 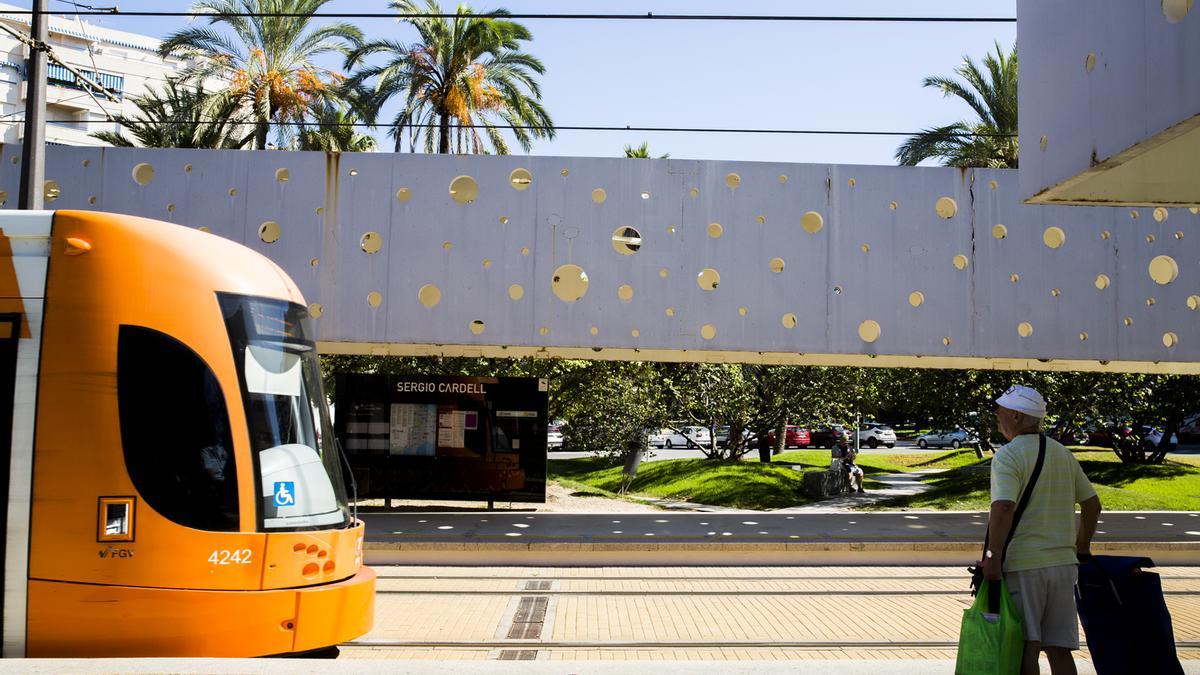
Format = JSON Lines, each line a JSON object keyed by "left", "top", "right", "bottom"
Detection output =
{"left": 334, "top": 374, "right": 548, "bottom": 503}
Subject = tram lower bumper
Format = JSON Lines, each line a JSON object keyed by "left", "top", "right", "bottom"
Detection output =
{"left": 25, "top": 566, "right": 376, "bottom": 657}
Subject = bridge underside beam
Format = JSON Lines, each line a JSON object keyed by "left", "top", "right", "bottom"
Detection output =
{"left": 1018, "top": 0, "right": 1200, "bottom": 207}
{"left": 4, "top": 146, "right": 1197, "bottom": 375}
{"left": 319, "top": 341, "right": 1200, "bottom": 375}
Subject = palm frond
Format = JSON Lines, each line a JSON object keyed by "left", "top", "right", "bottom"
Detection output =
{"left": 898, "top": 42, "right": 1018, "bottom": 168}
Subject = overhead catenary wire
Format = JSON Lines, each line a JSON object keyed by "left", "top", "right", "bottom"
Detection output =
{"left": 63, "top": 0, "right": 115, "bottom": 120}
{"left": 8, "top": 9, "right": 1017, "bottom": 22}
{"left": 2, "top": 7, "right": 1017, "bottom": 144}
{"left": 0, "top": 118, "right": 1018, "bottom": 138}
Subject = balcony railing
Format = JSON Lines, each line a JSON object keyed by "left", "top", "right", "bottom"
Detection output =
{"left": 44, "top": 63, "right": 124, "bottom": 101}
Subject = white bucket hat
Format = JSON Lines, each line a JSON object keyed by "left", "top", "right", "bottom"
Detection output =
{"left": 995, "top": 385, "right": 1047, "bottom": 418}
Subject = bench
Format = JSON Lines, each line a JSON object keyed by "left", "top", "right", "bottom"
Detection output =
{"left": 802, "top": 461, "right": 850, "bottom": 498}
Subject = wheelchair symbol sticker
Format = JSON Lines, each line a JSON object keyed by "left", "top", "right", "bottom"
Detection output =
{"left": 273, "top": 482, "right": 296, "bottom": 507}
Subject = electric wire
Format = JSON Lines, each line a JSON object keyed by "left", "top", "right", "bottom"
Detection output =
{"left": 0, "top": 118, "right": 1016, "bottom": 138}
{"left": 10, "top": 10, "right": 1017, "bottom": 22}
{"left": 3, "top": 7, "right": 1018, "bottom": 144}
{"left": 63, "top": 0, "right": 115, "bottom": 119}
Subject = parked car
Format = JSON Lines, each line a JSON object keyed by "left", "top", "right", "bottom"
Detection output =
{"left": 766, "top": 425, "right": 811, "bottom": 449}
{"left": 715, "top": 425, "right": 755, "bottom": 448}
{"left": 1046, "top": 421, "right": 1089, "bottom": 446}
{"left": 546, "top": 423, "right": 564, "bottom": 450}
{"left": 915, "top": 428, "right": 979, "bottom": 449}
{"left": 661, "top": 426, "right": 712, "bottom": 449}
{"left": 646, "top": 429, "right": 667, "bottom": 449}
{"left": 809, "top": 425, "right": 850, "bottom": 448}
{"left": 855, "top": 423, "right": 896, "bottom": 449}
{"left": 1179, "top": 413, "right": 1200, "bottom": 442}
{"left": 1082, "top": 421, "right": 1134, "bottom": 447}
{"left": 1137, "top": 425, "right": 1179, "bottom": 448}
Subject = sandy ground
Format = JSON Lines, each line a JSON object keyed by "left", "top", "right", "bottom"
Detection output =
{"left": 353, "top": 481, "right": 663, "bottom": 514}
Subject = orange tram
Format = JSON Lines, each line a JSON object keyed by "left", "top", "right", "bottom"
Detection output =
{"left": 0, "top": 210, "right": 374, "bottom": 657}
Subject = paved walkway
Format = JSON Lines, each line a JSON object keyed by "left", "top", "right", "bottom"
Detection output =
{"left": 0, "top": 660, "right": 1153, "bottom": 673}
{"left": 342, "top": 564, "right": 1200, "bottom": 667}
{"left": 7, "top": 565, "right": 1199, "bottom": 671}
{"left": 776, "top": 469, "right": 943, "bottom": 513}
{"left": 615, "top": 467, "right": 944, "bottom": 513}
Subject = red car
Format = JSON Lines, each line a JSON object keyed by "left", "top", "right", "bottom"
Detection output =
{"left": 1084, "top": 422, "right": 1134, "bottom": 447}
{"left": 809, "top": 425, "right": 851, "bottom": 448}
{"left": 766, "top": 426, "right": 811, "bottom": 449}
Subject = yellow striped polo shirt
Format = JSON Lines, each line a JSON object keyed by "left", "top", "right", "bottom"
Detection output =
{"left": 990, "top": 434, "right": 1098, "bottom": 572}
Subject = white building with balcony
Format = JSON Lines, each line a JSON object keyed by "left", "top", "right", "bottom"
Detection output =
{"left": 0, "top": 4, "right": 199, "bottom": 146}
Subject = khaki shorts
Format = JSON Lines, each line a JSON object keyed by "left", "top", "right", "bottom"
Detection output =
{"left": 1004, "top": 564, "right": 1080, "bottom": 649}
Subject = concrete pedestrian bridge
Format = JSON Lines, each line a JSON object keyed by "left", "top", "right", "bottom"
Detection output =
{"left": 2, "top": 145, "right": 1197, "bottom": 374}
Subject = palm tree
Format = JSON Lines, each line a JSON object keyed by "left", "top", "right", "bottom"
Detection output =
{"left": 345, "top": 0, "right": 555, "bottom": 154}
{"left": 297, "top": 105, "right": 377, "bottom": 152}
{"left": 895, "top": 41, "right": 1018, "bottom": 168}
{"left": 159, "top": 0, "right": 363, "bottom": 150}
{"left": 623, "top": 142, "right": 668, "bottom": 159}
{"left": 90, "top": 79, "right": 252, "bottom": 148}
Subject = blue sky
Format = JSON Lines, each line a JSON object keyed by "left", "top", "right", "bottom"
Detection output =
{"left": 75, "top": 0, "right": 1017, "bottom": 165}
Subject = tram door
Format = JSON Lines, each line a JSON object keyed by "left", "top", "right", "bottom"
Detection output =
{"left": 0, "top": 314, "right": 21, "bottom": 639}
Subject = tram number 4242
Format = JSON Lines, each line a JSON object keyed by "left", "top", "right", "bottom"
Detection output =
{"left": 208, "top": 549, "right": 253, "bottom": 565}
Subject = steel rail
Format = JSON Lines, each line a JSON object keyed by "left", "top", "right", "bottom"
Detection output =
{"left": 372, "top": 587, "right": 1200, "bottom": 597}
{"left": 343, "top": 639, "right": 1200, "bottom": 649}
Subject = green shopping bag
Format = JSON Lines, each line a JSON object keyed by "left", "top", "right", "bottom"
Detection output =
{"left": 955, "top": 579, "right": 1025, "bottom": 675}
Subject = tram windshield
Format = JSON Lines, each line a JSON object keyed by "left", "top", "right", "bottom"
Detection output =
{"left": 218, "top": 293, "right": 351, "bottom": 531}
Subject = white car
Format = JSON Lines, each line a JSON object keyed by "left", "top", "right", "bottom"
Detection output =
{"left": 1139, "top": 426, "right": 1178, "bottom": 448}
{"left": 546, "top": 424, "right": 564, "bottom": 450}
{"left": 916, "top": 428, "right": 978, "bottom": 449}
{"left": 660, "top": 426, "right": 712, "bottom": 449}
{"left": 855, "top": 423, "right": 897, "bottom": 449}
{"left": 646, "top": 429, "right": 668, "bottom": 448}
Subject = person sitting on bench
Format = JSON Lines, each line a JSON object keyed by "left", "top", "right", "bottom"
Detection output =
{"left": 834, "top": 437, "right": 865, "bottom": 494}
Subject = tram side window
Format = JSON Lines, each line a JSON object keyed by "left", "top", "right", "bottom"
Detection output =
{"left": 117, "top": 326, "right": 239, "bottom": 532}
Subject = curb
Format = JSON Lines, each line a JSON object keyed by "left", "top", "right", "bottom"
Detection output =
{"left": 364, "top": 540, "right": 1200, "bottom": 566}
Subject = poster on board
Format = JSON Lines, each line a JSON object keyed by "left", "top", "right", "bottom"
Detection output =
{"left": 335, "top": 374, "right": 548, "bottom": 502}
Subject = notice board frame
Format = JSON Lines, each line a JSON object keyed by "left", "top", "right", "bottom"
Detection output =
{"left": 334, "top": 374, "right": 548, "bottom": 503}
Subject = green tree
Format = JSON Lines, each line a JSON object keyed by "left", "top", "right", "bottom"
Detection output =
{"left": 557, "top": 362, "right": 668, "bottom": 459}
{"left": 623, "top": 142, "right": 668, "bottom": 159}
{"left": 91, "top": 79, "right": 252, "bottom": 148}
{"left": 896, "top": 41, "right": 1018, "bottom": 168}
{"left": 657, "top": 363, "right": 756, "bottom": 460}
{"left": 345, "top": 0, "right": 555, "bottom": 154}
{"left": 297, "top": 105, "right": 377, "bottom": 152}
{"left": 1109, "top": 374, "right": 1200, "bottom": 464}
{"left": 160, "top": 0, "right": 363, "bottom": 150}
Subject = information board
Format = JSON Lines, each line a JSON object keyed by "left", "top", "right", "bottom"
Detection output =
{"left": 335, "top": 374, "right": 548, "bottom": 502}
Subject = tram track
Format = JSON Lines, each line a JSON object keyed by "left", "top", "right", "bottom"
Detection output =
{"left": 373, "top": 588, "right": 1200, "bottom": 596}
{"left": 343, "top": 566, "right": 1200, "bottom": 662}
{"left": 345, "top": 640, "right": 1200, "bottom": 649}
{"left": 372, "top": 570, "right": 1200, "bottom": 597}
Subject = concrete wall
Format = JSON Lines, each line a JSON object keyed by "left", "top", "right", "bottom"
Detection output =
{"left": 4, "top": 145, "right": 1198, "bottom": 373}
{"left": 1018, "top": 0, "right": 1200, "bottom": 206}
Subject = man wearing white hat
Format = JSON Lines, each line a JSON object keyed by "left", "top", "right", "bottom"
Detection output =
{"left": 983, "top": 385, "right": 1102, "bottom": 675}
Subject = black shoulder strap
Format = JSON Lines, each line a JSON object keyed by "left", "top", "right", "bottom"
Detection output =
{"left": 1003, "top": 433, "right": 1048, "bottom": 559}
{"left": 980, "top": 433, "right": 1048, "bottom": 563}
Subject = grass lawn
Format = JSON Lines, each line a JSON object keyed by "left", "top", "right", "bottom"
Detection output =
{"left": 869, "top": 448, "right": 1200, "bottom": 511}
{"left": 548, "top": 457, "right": 816, "bottom": 510}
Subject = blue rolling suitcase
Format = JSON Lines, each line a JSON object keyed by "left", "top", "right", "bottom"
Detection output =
{"left": 1075, "top": 555, "right": 1183, "bottom": 675}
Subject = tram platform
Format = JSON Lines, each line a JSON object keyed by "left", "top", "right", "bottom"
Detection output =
{"left": 0, "top": 659, "right": 1170, "bottom": 674}
{"left": 5, "top": 563, "right": 1200, "bottom": 671}
{"left": 361, "top": 510, "right": 1200, "bottom": 566}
